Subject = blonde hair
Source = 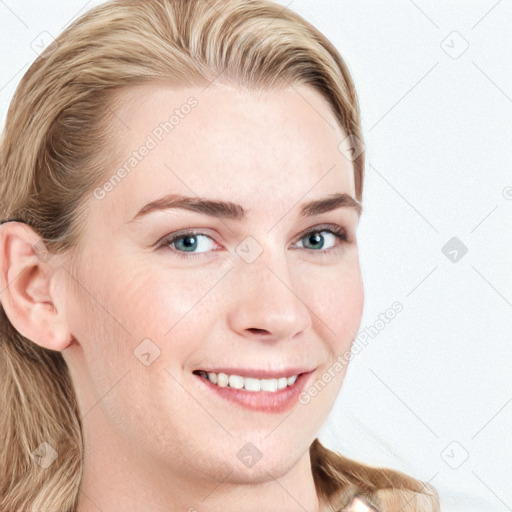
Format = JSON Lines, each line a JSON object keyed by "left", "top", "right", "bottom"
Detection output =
{"left": 0, "top": 1, "right": 439, "bottom": 510}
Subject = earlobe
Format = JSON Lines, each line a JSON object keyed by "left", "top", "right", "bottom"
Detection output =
{"left": 0, "top": 221, "right": 72, "bottom": 352}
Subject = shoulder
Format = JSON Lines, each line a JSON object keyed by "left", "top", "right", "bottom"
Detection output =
{"left": 330, "top": 485, "right": 440, "bottom": 512}
{"left": 310, "top": 439, "right": 440, "bottom": 512}
{"left": 371, "top": 484, "right": 440, "bottom": 512}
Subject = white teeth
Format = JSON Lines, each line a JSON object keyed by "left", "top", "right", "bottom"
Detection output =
{"left": 217, "top": 372, "right": 229, "bottom": 387}
{"left": 197, "top": 371, "right": 300, "bottom": 392}
{"left": 277, "top": 377, "right": 288, "bottom": 390}
{"left": 244, "top": 377, "right": 261, "bottom": 391}
{"left": 260, "top": 378, "right": 278, "bottom": 392}
{"left": 228, "top": 375, "right": 244, "bottom": 389}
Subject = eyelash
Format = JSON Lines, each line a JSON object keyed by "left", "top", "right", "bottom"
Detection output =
{"left": 157, "top": 224, "right": 350, "bottom": 260}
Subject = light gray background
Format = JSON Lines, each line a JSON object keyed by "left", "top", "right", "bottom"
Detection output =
{"left": 1, "top": 1, "right": 511, "bottom": 511}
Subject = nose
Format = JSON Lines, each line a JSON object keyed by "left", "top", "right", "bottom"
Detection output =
{"left": 226, "top": 248, "right": 312, "bottom": 342}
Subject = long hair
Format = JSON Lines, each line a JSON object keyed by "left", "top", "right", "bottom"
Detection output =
{"left": 0, "top": 1, "right": 439, "bottom": 510}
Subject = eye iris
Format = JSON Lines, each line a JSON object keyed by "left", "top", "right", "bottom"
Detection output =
{"left": 175, "top": 235, "right": 198, "bottom": 252}
{"left": 304, "top": 232, "right": 324, "bottom": 250}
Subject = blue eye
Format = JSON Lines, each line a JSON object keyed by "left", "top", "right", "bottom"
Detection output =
{"left": 296, "top": 228, "right": 347, "bottom": 251}
{"left": 167, "top": 233, "right": 215, "bottom": 254}
{"left": 159, "top": 224, "right": 349, "bottom": 259}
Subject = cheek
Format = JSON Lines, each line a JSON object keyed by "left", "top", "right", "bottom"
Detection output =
{"left": 118, "top": 266, "right": 227, "bottom": 330}
{"left": 296, "top": 264, "right": 363, "bottom": 412}
{"left": 100, "top": 262, "right": 229, "bottom": 374}
{"left": 66, "top": 252, "right": 154, "bottom": 366}
{"left": 304, "top": 261, "right": 364, "bottom": 346}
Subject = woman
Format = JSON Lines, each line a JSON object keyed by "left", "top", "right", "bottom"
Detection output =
{"left": 0, "top": 1, "right": 440, "bottom": 510}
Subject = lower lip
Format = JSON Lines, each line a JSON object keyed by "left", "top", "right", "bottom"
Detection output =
{"left": 193, "top": 372, "right": 313, "bottom": 413}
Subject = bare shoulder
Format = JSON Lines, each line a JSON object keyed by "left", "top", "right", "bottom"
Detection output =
{"left": 311, "top": 439, "right": 440, "bottom": 512}
{"left": 371, "top": 484, "right": 440, "bottom": 512}
{"left": 331, "top": 486, "right": 440, "bottom": 512}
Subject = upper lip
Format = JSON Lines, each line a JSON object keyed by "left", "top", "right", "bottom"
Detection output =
{"left": 193, "top": 367, "right": 315, "bottom": 379}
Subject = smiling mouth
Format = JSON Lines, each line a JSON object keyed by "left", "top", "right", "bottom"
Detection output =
{"left": 193, "top": 370, "right": 300, "bottom": 392}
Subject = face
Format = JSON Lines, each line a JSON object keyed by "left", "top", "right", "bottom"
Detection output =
{"left": 62, "top": 82, "right": 364, "bottom": 485}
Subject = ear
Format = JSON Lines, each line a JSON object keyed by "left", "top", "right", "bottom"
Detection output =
{"left": 0, "top": 221, "right": 72, "bottom": 351}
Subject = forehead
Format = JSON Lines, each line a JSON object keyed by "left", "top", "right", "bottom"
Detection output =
{"left": 93, "top": 82, "right": 355, "bottom": 224}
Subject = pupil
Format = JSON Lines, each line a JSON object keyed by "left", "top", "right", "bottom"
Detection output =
{"left": 307, "top": 233, "right": 324, "bottom": 249}
{"left": 179, "top": 236, "right": 197, "bottom": 251}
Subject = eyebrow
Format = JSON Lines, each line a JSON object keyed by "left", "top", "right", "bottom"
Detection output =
{"left": 129, "top": 192, "right": 362, "bottom": 223}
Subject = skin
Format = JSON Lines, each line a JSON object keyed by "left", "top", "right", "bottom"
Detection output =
{"left": 0, "top": 83, "right": 365, "bottom": 512}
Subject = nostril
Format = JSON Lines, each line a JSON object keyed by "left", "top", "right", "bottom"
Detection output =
{"left": 247, "top": 328, "right": 269, "bottom": 335}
